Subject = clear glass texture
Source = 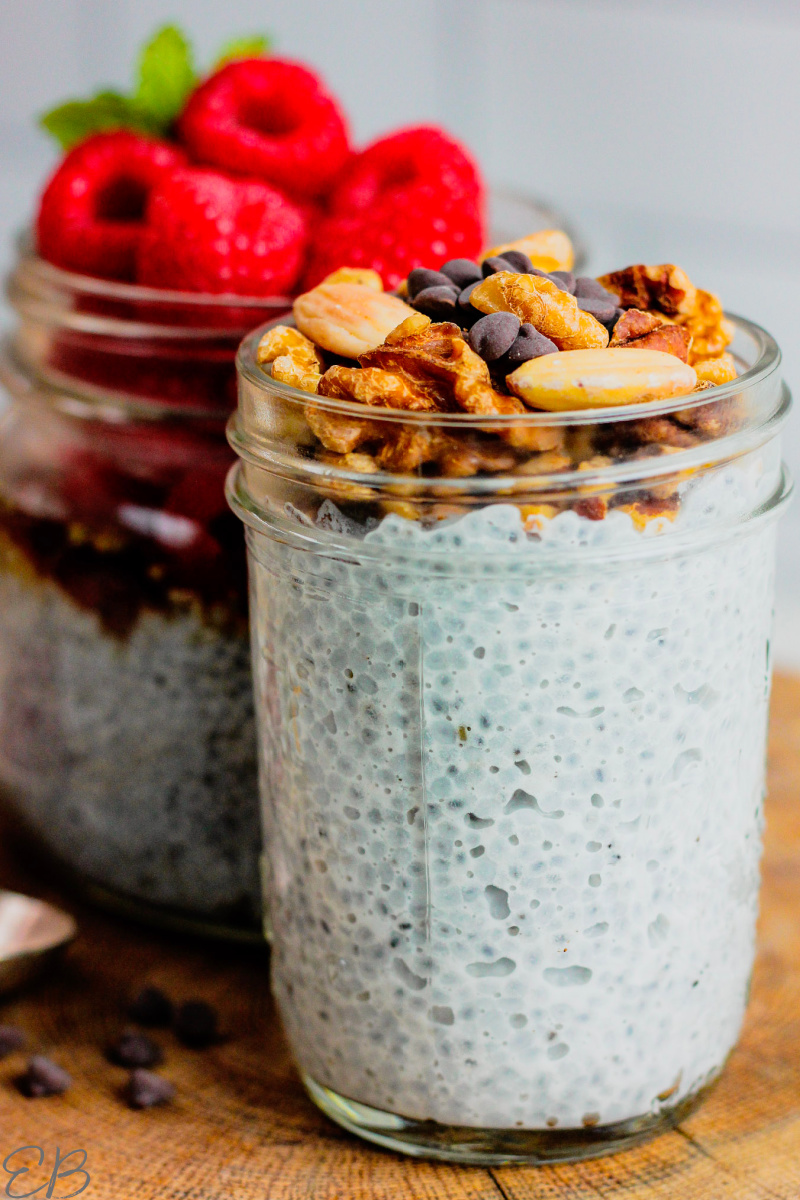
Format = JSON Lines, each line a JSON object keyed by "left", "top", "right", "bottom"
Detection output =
{"left": 0, "top": 244, "right": 292, "bottom": 939}
{"left": 229, "top": 310, "right": 792, "bottom": 1161}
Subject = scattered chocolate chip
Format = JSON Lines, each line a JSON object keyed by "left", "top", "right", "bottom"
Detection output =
{"left": 440, "top": 258, "right": 482, "bottom": 289}
{"left": 498, "top": 249, "right": 534, "bottom": 274}
{"left": 495, "top": 323, "right": 558, "bottom": 374}
{"left": 0, "top": 1026, "right": 25, "bottom": 1058}
{"left": 127, "top": 1068, "right": 175, "bottom": 1110}
{"left": 577, "top": 296, "right": 617, "bottom": 322}
{"left": 468, "top": 312, "right": 521, "bottom": 362}
{"left": 529, "top": 267, "right": 569, "bottom": 292}
{"left": 454, "top": 280, "right": 482, "bottom": 327}
{"left": 17, "top": 1056, "right": 71, "bottom": 1098}
{"left": 107, "top": 1030, "right": 164, "bottom": 1069}
{"left": 574, "top": 276, "right": 618, "bottom": 304}
{"left": 407, "top": 267, "right": 456, "bottom": 299}
{"left": 128, "top": 985, "right": 173, "bottom": 1028}
{"left": 602, "top": 307, "right": 626, "bottom": 335}
{"left": 551, "top": 270, "right": 576, "bottom": 294}
{"left": 481, "top": 255, "right": 515, "bottom": 277}
{"left": 413, "top": 285, "right": 459, "bottom": 320}
{"left": 175, "top": 1001, "right": 219, "bottom": 1048}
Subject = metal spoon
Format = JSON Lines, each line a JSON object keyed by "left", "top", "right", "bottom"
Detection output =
{"left": 0, "top": 890, "right": 77, "bottom": 996}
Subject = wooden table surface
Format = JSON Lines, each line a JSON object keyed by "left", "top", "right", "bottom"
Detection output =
{"left": 1, "top": 675, "right": 800, "bottom": 1199}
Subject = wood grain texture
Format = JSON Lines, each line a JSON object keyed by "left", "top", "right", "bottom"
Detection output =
{"left": 1, "top": 673, "right": 800, "bottom": 1199}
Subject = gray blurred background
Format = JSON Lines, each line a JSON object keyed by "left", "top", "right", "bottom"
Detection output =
{"left": 1, "top": 0, "right": 798, "bottom": 663}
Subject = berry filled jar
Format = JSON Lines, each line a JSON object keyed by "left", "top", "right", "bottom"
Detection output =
{"left": 0, "top": 243, "right": 292, "bottom": 937}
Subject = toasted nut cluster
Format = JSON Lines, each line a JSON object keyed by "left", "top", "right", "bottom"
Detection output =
{"left": 598, "top": 264, "right": 697, "bottom": 317}
{"left": 598, "top": 264, "right": 732, "bottom": 368}
{"left": 682, "top": 290, "right": 734, "bottom": 364}
{"left": 507, "top": 348, "right": 697, "bottom": 412}
{"left": 481, "top": 229, "right": 575, "bottom": 273}
{"left": 694, "top": 352, "right": 737, "bottom": 385}
{"left": 294, "top": 281, "right": 415, "bottom": 357}
{"left": 470, "top": 272, "right": 609, "bottom": 352}
{"left": 321, "top": 266, "right": 384, "bottom": 291}
{"left": 257, "top": 325, "right": 324, "bottom": 394}
{"left": 610, "top": 310, "right": 691, "bottom": 362}
{"left": 255, "top": 234, "right": 744, "bottom": 529}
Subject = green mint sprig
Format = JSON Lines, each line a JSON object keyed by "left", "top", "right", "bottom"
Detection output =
{"left": 40, "top": 24, "right": 272, "bottom": 151}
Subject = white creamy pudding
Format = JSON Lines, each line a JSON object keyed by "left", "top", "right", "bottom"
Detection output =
{"left": 249, "top": 462, "right": 779, "bottom": 1131}
{"left": 0, "top": 565, "right": 260, "bottom": 927}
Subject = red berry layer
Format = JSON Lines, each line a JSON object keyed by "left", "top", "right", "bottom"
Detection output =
{"left": 179, "top": 58, "right": 351, "bottom": 201}
{"left": 137, "top": 168, "right": 307, "bottom": 295}
{"left": 36, "top": 132, "right": 185, "bottom": 281}
{"left": 303, "top": 125, "right": 486, "bottom": 290}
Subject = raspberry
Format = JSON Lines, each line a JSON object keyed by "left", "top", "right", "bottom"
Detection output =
{"left": 136, "top": 168, "right": 307, "bottom": 295}
{"left": 179, "top": 58, "right": 350, "bottom": 200}
{"left": 303, "top": 126, "right": 485, "bottom": 290}
{"left": 36, "top": 132, "right": 184, "bottom": 281}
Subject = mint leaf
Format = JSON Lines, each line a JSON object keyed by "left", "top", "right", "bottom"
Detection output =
{"left": 135, "top": 25, "right": 196, "bottom": 126}
{"left": 39, "top": 91, "right": 158, "bottom": 150}
{"left": 214, "top": 34, "right": 271, "bottom": 68}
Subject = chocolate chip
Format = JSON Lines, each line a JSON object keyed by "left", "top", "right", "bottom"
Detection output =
{"left": 108, "top": 1030, "right": 164, "bottom": 1069}
{"left": 529, "top": 267, "right": 569, "bottom": 292}
{"left": 468, "top": 312, "right": 521, "bottom": 362}
{"left": 413, "top": 285, "right": 459, "bottom": 320}
{"left": 498, "top": 249, "right": 534, "bottom": 274}
{"left": 127, "top": 1068, "right": 175, "bottom": 1110}
{"left": 481, "top": 255, "right": 515, "bottom": 277}
{"left": 577, "top": 296, "right": 617, "bottom": 322}
{"left": 551, "top": 270, "right": 576, "bottom": 294}
{"left": 0, "top": 1026, "right": 25, "bottom": 1058}
{"left": 128, "top": 986, "right": 173, "bottom": 1028}
{"left": 17, "top": 1056, "right": 71, "bottom": 1098}
{"left": 440, "top": 258, "right": 482, "bottom": 289}
{"left": 602, "top": 307, "right": 625, "bottom": 335}
{"left": 458, "top": 280, "right": 481, "bottom": 307}
{"left": 575, "top": 277, "right": 618, "bottom": 304}
{"left": 454, "top": 280, "right": 482, "bottom": 328}
{"left": 175, "top": 1001, "right": 219, "bottom": 1048}
{"left": 407, "top": 268, "right": 456, "bottom": 300}
{"left": 495, "top": 323, "right": 558, "bottom": 374}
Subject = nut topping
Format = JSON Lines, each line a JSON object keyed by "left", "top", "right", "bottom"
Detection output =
{"left": 257, "top": 324, "right": 324, "bottom": 394}
{"left": 469, "top": 272, "right": 609, "bottom": 352}
{"left": 693, "top": 353, "right": 737, "bottom": 385}
{"left": 598, "top": 264, "right": 697, "bottom": 317}
{"left": 294, "top": 281, "right": 415, "bottom": 358}
{"left": 480, "top": 229, "right": 575, "bottom": 273}
{"left": 252, "top": 234, "right": 745, "bottom": 530}
{"left": 321, "top": 267, "right": 384, "bottom": 290}
{"left": 610, "top": 309, "right": 692, "bottom": 361}
{"left": 507, "top": 348, "right": 697, "bottom": 411}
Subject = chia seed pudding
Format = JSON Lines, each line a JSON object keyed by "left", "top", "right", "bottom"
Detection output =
{"left": 0, "top": 237, "right": 297, "bottom": 936}
{"left": 230, "top": 243, "right": 790, "bottom": 1162}
{"left": 250, "top": 478, "right": 777, "bottom": 1131}
{"left": 0, "top": 497, "right": 261, "bottom": 930}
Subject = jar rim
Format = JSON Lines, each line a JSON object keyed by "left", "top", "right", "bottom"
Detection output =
{"left": 235, "top": 311, "right": 781, "bottom": 432}
{"left": 14, "top": 233, "right": 294, "bottom": 310}
{"left": 12, "top": 189, "right": 584, "bottom": 322}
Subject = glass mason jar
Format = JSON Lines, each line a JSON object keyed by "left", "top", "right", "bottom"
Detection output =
{"left": 0, "top": 244, "right": 291, "bottom": 938}
{"left": 229, "top": 312, "right": 791, "bottom": 1163}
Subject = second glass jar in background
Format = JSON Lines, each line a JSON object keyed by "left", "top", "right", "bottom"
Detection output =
{"left": 0, "top": 247, "right": 291, "bottom": 937}
{"left": 0, "top": 196, "right": 573, "bottom": 938}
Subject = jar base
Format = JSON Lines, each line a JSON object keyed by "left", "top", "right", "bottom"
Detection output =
{"left": 302, "top": 1072, "right": 717, "bottom": 1166}
{"left": 78, "top": 877, "right": 265, "bottom": 945}
{"left": 0, "top": 798, "right": 265, "bottom": 945}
